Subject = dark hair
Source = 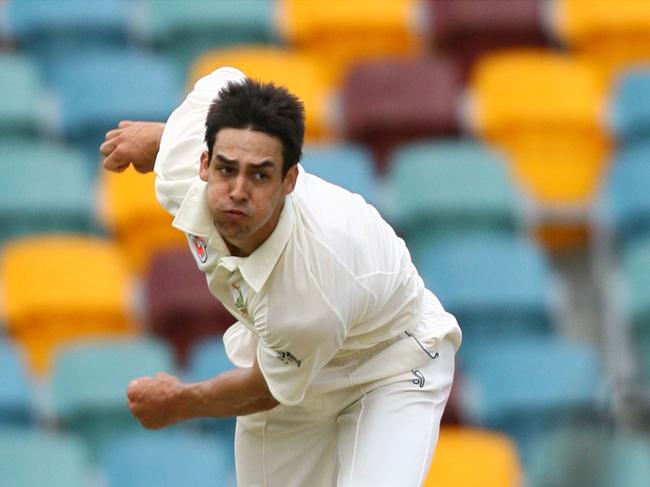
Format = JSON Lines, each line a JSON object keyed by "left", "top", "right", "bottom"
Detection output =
{"left": 205, "top": 78, "right": 305, "bottom": 177}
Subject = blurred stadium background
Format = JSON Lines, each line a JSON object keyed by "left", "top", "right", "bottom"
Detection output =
{"left": 2, "top": 0, "right": 650, "bottom": 485}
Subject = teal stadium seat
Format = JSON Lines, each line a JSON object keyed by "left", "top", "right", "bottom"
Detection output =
{"left": 418, "top": 234, "right": 554, "bottom": 346}
{"left": 301, "top": 143, "right": 381, "bottom": 210}
{"left": 0, "top": 341, "right": 33, "bottom": 426}
{"left": 610, "top": 69, "right": 650, "bottom": 147}
{"left": 141, "top": 0, "right": 276, "bottom": 73}
{"left": 388, "top": 139, "right": 523, "bottom": 262}
{"left": 185, "top": 337, "right": 237, "bottom": 441}
{"left": 599, "top": 142, "right": 650, "bottom": 249}
{"left": 0, "top": 429, "right": 89, "bottom": 487}
{"left": 101, "top": 431, "right": 236, "bottom": 487}
{"left": 459, "top": 336, "right": 603, "bottom": 467}
{"left": 0, "top": 53, "right": 43, "bottom": 140}
{"left": 0, "top": 141, "right": 96, "bottom": 242}
{"left": 51, "top": 51, "right": 183, "bottom": 166}
{"left": 621, "top": 236, "right": 650, "bottom": 381}
{"left": 52, "top": 337, "right": 176, "bottom": 460}
{"left": 7, "top": 0, "right": 131, "bottom": 79}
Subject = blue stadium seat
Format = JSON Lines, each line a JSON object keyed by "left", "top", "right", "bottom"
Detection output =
{"left": 52, "top": 337, "right": 177, "bottom": 460}
{"left": 0, "top": 429, "right": 89, "bottom": 487}
{"left": 0, "top": 341, "right": 33, "bottom": 426}
{"left": 459, "top": 336, "right": 604, "bottom": 466}
{"left": 184, "top": 337, "right": 237, "bottom": 439}
{"left": 599, "top": 142, "right": 650, "bottom": 249}
{"left": 6, "top": 0, "right": 132, "bottom": 79}
{"left": 418, "top": 234, "right": 554, "bottom": 345}
{"left": 388, "top": 139, "right": 523, "bottom": 261}
{"left": 301, "top": 143, "right": 381, "bottom": 210}
{"left": 101, "top": 431, "right": 235, "bottom": 487}
{"left": 140, "top": 0, "right": 276, "bottom": 73}
{"left": 0, "top": 141, "right": 96, "bottom": 243}
{"left": 0, "top": 53, "right": 44, "bottom": 140}
{"left": 51, "top": 51, "right": 183, "bottom": 166}
{"left": 609, "top": 69, "right": 650, "bottom": 146}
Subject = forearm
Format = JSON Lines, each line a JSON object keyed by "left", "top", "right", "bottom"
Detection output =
{"left": 178, "top": 366, "right": 279, "bottom": 419}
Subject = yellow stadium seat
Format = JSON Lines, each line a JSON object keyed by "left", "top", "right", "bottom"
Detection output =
{"left": 98, "top": 166, "right": 186, "bottom": 275}
{"left": 189, "top": 45, "right": 333, "bottom": 141}
{"left": 468, "top": 49, "right": 611, "bottom": 248}
{"left": 551, "top": 0, "right": 650, "bottom": 84}
{"left": 277, "top": 0, "right": 423, "bottom": 83}
{"left": 0, "top": 236, "right": 135, "bottom": 375}
{"left": 424, "top": 427, "right": 522, "bottom": 487}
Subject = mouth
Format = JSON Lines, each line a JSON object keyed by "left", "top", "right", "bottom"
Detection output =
{"left": 222, "top": 209, "right": 249, "bottom": 218}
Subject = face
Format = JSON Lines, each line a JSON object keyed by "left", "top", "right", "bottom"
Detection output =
{"left": 200, "top": 128, "right": 298, "bottom": 257}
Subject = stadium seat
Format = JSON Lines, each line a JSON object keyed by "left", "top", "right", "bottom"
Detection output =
{"left": 425, "top": 0, "right": 549, "bottom": 79}
{"left": 459, "top": 336, "right": 603, "bottom": 465}
{"left": 145, "top": 248, "right": 235, "bottom": 366}
{"left": 388, "top": 139, "right": 523, "bottom": 256}
{"left": 0, "top": 53, "right": 44, "bottom": 140}
{"left": 300, "top": 143, "right": 381, "bottom": 209}
{"left": 0, "top": 429, "right": 89, "bottom": 487}
{"left": 6, "top": 0, "right": 132, "bottom": 79}
{"left": 621, "top": 236, "right": 650, "bottom": 380}
{"left": 550, "top": 0, "right": 650, "bottom": 85}
{"left": 598, "top": 142, "right": 650, "bottom": 250}
{"left": 0, "top": 141, "right": 96, "bottom": 243}
{"left": 189, "top": 46, "right": 332, "bottom": 141}
{"left": 0, "top": 340, "right": 33, "bottom": 426}
{"left": 277, "top": 0, "right": 423, "bottom": 83}
{"left": 609, "top": 69, "right": 650, "bottom": 147}
{"left": 603, "top": 434, "right": 650, "bottom": 487}
{"left": 141, "top": 0, "right": 276, "bottom": 73}
{"left": 423, "top": 427, "right": 522, "bottom": 487}
{"left": 417, "top": 234, "right": 554, "bottom": 345}
{"left": 341, "top": 57, "right": 463, "bottom": 172}
{"left": 101, "top": 431, "right": 235, "bottom": 487}
{"left": 184, "top": 337, "right": 237, "bottom": 437}
{"left": 52, "top": 337, "right": 176, "bottom": 460}
{"left": 98, "top": 166, "right": 186, "bottom": 274}
{"left": 52, "top": 51, "right": 183, "bottom": 165}
{"left": 1, "top": 235, "right": 135, "bottom": 375}
{"left": 467, "top": 49, "right": 610, "bottom": 248}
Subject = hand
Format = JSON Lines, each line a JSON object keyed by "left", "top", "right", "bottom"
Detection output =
{"left": 100, "top": 120, "right": 165, "bottom": 174}
{"left": 127, "top": 372, "right": 185, "bottom": 429}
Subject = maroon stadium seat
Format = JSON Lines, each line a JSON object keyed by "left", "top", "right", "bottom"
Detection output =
{"left": 145, "top": 247, "right": 235, "bottom": 367}
{"left": 341, "top": 56, "right": 462, "bottom": 173}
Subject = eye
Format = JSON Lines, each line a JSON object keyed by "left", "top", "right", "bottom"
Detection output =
{"left": 218, "top": 165, "right": 234, "bottom": 175}
{"left": 254, "top": 172, "right": 269, "bottom": 181}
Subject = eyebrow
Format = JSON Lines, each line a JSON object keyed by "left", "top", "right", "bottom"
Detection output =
{"left": 215, "top": 153, "right": 276, "bottom": 170}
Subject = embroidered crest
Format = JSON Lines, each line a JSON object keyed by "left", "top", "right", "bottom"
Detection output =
{"left": 276, "top": 351, "right": 302, "bottom": 368}
{"left": 189, "top": 234, "right": 207, "bottom": 263}
{"left": 230, "top": 283, "right": 248, "bottom": 318}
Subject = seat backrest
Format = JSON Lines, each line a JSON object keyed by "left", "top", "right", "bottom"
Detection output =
{"left": 189, "top": 46, "right": 331, "bottom": 140}
{"left": 0, "top": 341, "right": 33, "bottom": 425}
{"left": 101, "top": 431, "right": 234, "bottom": 487}
{"left": 0, "top": 53, "right": 43, "bottom": 139}
{"left": 0, "top": 429, "right": 89, "bottom": 487}
{"left": 609, "top": 69, "right": 650, "bottom": 146}
{"left": 424, "top": 426, "right": 521, "bottom": 487}
{"left": 341, "top": 57, "right": 463, "bottom": 171}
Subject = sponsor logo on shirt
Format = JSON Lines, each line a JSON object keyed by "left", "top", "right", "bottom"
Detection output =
{"left": 230, "top": 283, "right": 248, "bottom": 318}
{"left": 189, "top": 234, "right": 208, "bottom": 263}
{"left": 411, "top": 369, "right": 425, "bottom": 388}
{"left": 276, "top": 351, "right": 302, "bottom": 368}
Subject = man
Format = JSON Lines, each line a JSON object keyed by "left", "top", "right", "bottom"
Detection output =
{"left": 101, "top": 66, "right": 461, "bottom": 487}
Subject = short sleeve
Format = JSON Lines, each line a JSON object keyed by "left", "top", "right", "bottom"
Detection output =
{"left": 154, "top": 66, "right": 246, "bottom": 216}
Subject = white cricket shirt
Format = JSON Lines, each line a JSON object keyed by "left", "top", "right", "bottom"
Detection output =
{"left": 155, "top": 67, "right": 461, "bottom": 406}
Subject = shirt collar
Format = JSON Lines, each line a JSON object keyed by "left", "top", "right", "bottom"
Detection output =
{"left": 172, "top": 178, "right": 295, "bottom": 293}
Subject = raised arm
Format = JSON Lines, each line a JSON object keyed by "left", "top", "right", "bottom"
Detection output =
{"left": 127, "top": 359, "right": 279, "bottom": 430}
{"left": 100, "top": 120, "right": 165, "bottom": 174}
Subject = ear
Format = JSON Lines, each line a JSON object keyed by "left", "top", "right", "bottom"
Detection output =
{"left": 199, "top": 151, "right": 210, "bottom": 182}
{"left": 283, "top": 164, "right": 299, "bottom": 196}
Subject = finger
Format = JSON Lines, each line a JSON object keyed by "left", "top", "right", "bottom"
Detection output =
{"left": 118, "top": 120, "right": 135, "bottom": 128}
{"left": 99, "top": 138, "right": 117, "bottom": 157}
{"left": 104, "top": 128, "right": 123, "bottom": 141}
{"left": 102, "top": 155, "right": 130, "bottom": 173}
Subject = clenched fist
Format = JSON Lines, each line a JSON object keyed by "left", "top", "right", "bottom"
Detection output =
{"left": 100, "top": 120, "right": 165, "bottom": 174}
{"left": 127, "top": 372, "right": 186, "bottom": 430}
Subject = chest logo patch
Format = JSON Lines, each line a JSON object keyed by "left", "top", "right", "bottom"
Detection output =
{"left": 276, "top": 351, "right": 302, "bottom": 368}
{"left": 189, "top": 234, "right": 208, "bottom": 263}
{"left": 230, "top": 283, "right": 249, "bottom": 318}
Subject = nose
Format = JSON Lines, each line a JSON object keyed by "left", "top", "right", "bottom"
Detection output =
{"left": 229, "top": 174, "right": 249, "bottom": 202}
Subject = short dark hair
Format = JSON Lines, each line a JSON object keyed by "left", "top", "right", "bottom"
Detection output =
{"left": 205, "top": 78, "right": 305, "bottom": 176}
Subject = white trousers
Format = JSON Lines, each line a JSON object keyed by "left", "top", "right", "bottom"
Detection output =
{"left": 234, "top": 339, "right": 456, "bottom": 487}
